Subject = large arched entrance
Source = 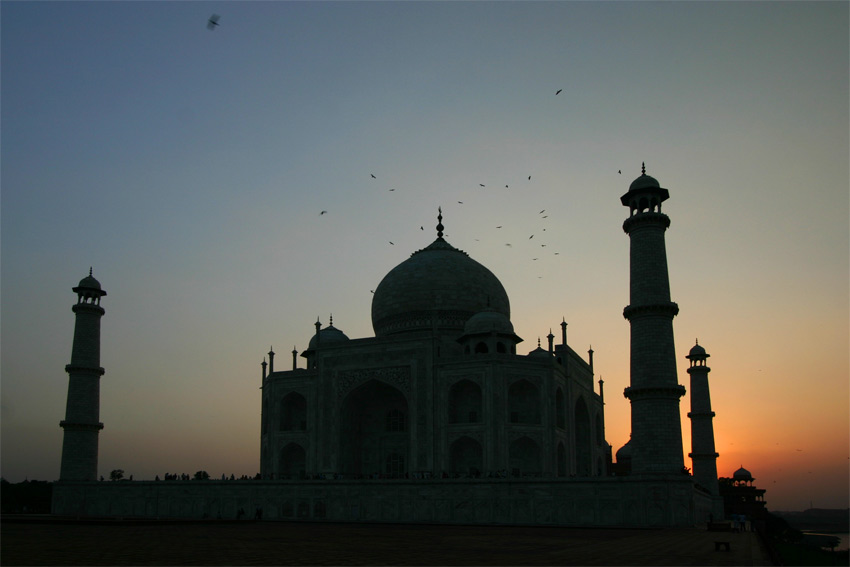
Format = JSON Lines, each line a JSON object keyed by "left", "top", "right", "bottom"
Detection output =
{"left": 340, "top": 380, "right": 409, "bottom": 477}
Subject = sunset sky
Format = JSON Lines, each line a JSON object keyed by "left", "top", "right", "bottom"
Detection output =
{"left": 2, "top": 1, "right": 847, "bottom": 511}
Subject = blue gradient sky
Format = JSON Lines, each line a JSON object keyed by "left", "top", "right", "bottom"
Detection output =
{"left": 2, "top": 1, "right": 847, "bottom": 511}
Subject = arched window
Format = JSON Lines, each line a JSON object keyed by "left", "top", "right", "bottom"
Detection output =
{"left": 475, "top": 342, "right": 489, "bottom": 354}
{"left": 496, "top": 342, "right": 507, "bottom": 353}
{"left": 448, "top": 380, "right": 482, "bottom": 424}
{"left": 508, "top": 379, "right": 540, "bottom": 424}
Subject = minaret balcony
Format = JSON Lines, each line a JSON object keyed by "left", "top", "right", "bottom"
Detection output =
{"left": 622, "top": 302, "right": 679, "bottom": 320}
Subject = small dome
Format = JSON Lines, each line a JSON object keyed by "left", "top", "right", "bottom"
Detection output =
{"left": 526, "top": 339, "right": 551, "bottom": 359}
{"left": 73, "top": 269, "right": 106, "bottom": 297}
{"left": 78, "top": 274, "right": 102, "bottom": 290}
{"left": 733, "top": 466, "right": 753, "bottom": 481}
{"left": 688, "top": 342, "right": 708, "bottom": 359}
{"left": 308, "top": 325, "right": 349, "bottom": 350}
{"left": 463, "top": 309, "right": 515, "bottom": 336}
{"left": 629, "top": 173, "right": 660, "bottom": 192}
{"left": 689, "top": 343, "right": 706, "bottom": 357}
{"left": 616, "top": 439, "right": 633, "bottom": 461}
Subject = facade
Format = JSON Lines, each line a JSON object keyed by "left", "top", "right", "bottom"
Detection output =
{"left": 260, "top": 210, "right": 607, "bottom": 482}
{"left": 53, "top": 167, "right": 722, "bottom": 527}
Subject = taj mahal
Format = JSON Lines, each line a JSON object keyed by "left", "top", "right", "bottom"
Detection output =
{"left": 52, "top": 166, "right": 725, "bottom": 526}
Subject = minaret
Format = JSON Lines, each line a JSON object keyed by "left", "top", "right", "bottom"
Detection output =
{"left": 621, "top": 164, "right": 686, "bottom": 475}
{"left": 686, "top": 341, "right": 720, "bottom": 498}
{"left": 59, "top": 269, "right": 107, "bottom": 481}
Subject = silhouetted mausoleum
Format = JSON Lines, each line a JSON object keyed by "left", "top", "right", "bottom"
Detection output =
{"left": 52, "top": 168, "right": 723, "bottom": 526}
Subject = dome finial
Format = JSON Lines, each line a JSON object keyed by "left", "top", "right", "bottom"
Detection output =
{"left": 641, "top": 162, "right": 646, "bottom": 175}
{"left": 436, "top": 207, "right": 444, "bottom": 239}
{"left": 89, "top": 267, "right": 93, "bottom": 277}
{"left": 329, "top": 314, "right": 333, "bottom": 326}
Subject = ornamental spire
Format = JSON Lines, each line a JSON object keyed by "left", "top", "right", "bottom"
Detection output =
{"left": 436, "top": 207, "right": 444, "bottom": 239}
{"left": 641, "top": 161, "right": 646, "bottom": 175}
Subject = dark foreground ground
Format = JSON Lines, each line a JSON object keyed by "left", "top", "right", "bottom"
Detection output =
{"left": 1, "top": 516, "right": 772, "bottom": 566}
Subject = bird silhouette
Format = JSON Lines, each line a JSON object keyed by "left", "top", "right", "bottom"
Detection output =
{"left": 542, "top": 215, "right": 548, "bottom": 218}
{"left": 207, "top": 14, "right": 220, "bottom": 30}
{"left": 479, "top": 184, "right": 485, "bottom": 187}
{"left": 420, "top": 226, "right": 424, "bottom": 230}
{"left": 505, "top": 243, "right": 512, "bottom": 247}
{"left": 541, "top": 244, "right": 547, "bottom": 247}
{"left": 496, "top": 226, "right": 502, "bottom": 228}
{"left": 320, "top": 211, "right": 327, "bottom": 215}
{"left": 370, "top": 290, "right": 374, "bottom": 294}
{"left": 371, "top": 174, "right": 376, "bottom": 179}
{"left": 539, "top": 209, "right": 545, "bottom": 214}
{"left": 529, "top": 234, "right": 534, "bottom": 239}
{"left": 555, "top": 89, "right": 562, "bottom": 95}
{"left": 389, "top": 241, "right": 394, "bottom": 245}
{"left": 533, "top": 258, "right": 538, "bottom": 261}
{"left": 505, "top": 185, "right": 508, "bottom": 188}
{"left": 528, "top": 176, "right": 531, "bottom": 180}
{"left": 458, "top": 201, "right": 463, "bottom": 204}
{"left": 554, "top": 252, "right": 559, "bottom": 255}
{"left": 389, "top": 188, "right": 395, "bottom": 191}
{"left": 618, "top": 170, "right": 622, "bottom": 174}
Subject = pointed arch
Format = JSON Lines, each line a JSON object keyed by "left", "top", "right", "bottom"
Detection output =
{"left": 339, "top": 380, "right": 409, "bottom": 477}
{"left": 509, "top": 436, "right": 541, "bottom": 478}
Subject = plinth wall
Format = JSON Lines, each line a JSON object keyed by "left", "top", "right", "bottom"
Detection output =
{"left": 53, "top": 476, "right": 716, "bottom": 527}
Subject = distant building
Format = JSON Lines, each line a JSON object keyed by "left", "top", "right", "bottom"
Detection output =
{"left": 53, "top": 166, "right": 722, "bottom": 526}
{"left": 719, "top": 466, "right": 768, "bottom": 521}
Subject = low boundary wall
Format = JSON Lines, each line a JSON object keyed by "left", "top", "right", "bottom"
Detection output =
{"left": 53, "top": 476, "right": 718, "bottom": 527}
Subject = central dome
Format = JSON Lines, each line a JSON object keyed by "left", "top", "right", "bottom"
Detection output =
{"left": 371, "top": 237, "right": 510, "bottom": 337}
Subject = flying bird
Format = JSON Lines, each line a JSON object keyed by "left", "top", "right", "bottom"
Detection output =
{"left": 505, "top": 185, "right": 508, "bottom": 188}
{"left": 542, "top": 215, "right": 548, "bottom": 218}
{"left": 529, "top": 234, "right": 534, "bottom": 239}
{"left": 458, "top": 201, "right": 463, "bottom": 204}
{"left": 207, "top": 14, "right": 220, "bottom": 30}
{"left": 533, "top": 258, "right": 538, "bottom": 261}
{"left": 555, "top": 89, "right": 562, "bottom": 95}
{"left": 479, "top": 184, "right": 485, "bottom": 187}
{"left": 371, "top": 174, "right": 376, "bottom": 179}
{"left": 320, "top": 210, "right": 327, "bottom": 215}
{"left": 505, "top": 243, "right": 512, "bottom": 247}
{"left": 420, "top": 226, "right": 424, "bottom": 230}
{"left": 496, "top": 226, "right": 502, "bottom": 228}
{"left": 618, "top": 170, "right": 622, "bottom": 174}
{"left": 389, "top": 188, "right": 395, "bottom": 191}
{"left": 528, "top": 176, "right": 531, "bottom": 180}
{"left": 389, "top": 241, "right": 394, "bottom": 245}
{"left": 539, "top": 209, "right": 545, "bottom": 214}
